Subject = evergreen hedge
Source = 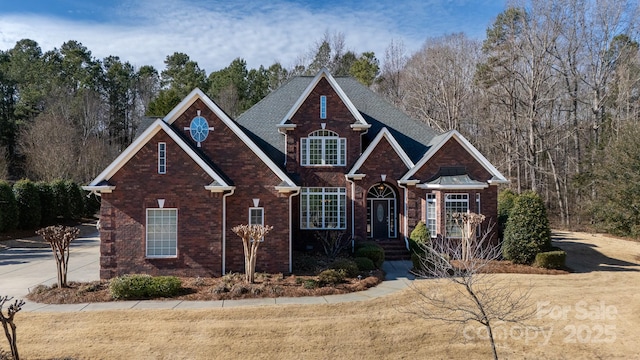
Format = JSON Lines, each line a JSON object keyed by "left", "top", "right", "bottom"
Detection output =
{"left": 65, "top": 180, "right": 85, "bottom": 220}
{"left": 36, "top": 181, "right": 56, "bottom": 226}
{"left": 502, "top": 191, "right": 552, "bottom": 264}
{"left": 13, "top": 179, "right": 42, "bottom": 229}
{"left": 0, "top": 180, "right": 17, "bottom": 232}
{"left": 50, "top": 179, "right": 68, "bottom": 220}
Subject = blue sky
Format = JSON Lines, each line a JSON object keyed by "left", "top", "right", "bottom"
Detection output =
{"left": 0, "top": 0, "right": 507, "bottom": 73}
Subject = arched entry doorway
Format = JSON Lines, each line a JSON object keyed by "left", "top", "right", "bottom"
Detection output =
{"left": 367, "top": 183, "right": 397, "bottom": 238}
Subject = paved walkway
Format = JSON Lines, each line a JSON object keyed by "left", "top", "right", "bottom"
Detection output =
{"left": 0, "top": 228, "right": 414, "bottom": 312}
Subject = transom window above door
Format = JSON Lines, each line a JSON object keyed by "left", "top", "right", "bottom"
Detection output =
{"left": 301, "top": 129, "right": 346, "bottom": 166}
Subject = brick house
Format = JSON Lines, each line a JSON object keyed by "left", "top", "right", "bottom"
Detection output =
{"left": 84, "top": 69, "right": 507, "bottom": 279}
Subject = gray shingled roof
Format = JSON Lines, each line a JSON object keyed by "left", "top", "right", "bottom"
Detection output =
{"left": 236, "top": 76, "right": 440, "bottom": 167}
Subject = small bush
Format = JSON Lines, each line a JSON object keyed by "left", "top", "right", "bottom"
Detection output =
{"left": 409, "top": 221, "right": 430, "bottom": 253}
{"left": 329, "top": 258, "right": 359, "bottom": 277}
{"left": 36, "top": 181, "right": 56, "bottom": 226}
{"left": 534, "top": 249, "right": 567, "bottom": 269}
{"left": 355, "top": 243, "right": 385, "bottom": 268}
{"left": 317, "top": 269, "right": 346, "bottom": 285}
{"left": 303, "top": 279, "right": 319, "bottom": 289}
{"left": 0, "top": 180, "right": 18, "bottom": 232}
{"left": 354, "top": 257, "right": 375, "bottom": 271}
{"left": 109, "top": 274, "right": 182, "bottom": 299}
{"left": 503, "top": 191, "right": 552, "bottom": 264}
{"left": 14, "top": 179, "right": 42, "bottom": 229}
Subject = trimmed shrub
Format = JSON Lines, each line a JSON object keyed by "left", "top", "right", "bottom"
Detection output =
{"left": 0, "top": 180, "right": 18, "bottom": 232}
{"left": 13, "top": 179, "right": 42, "bottom": 229}
{"left": 409, "top": 221, "right": 430, "bottom": 254}
{"left": 354, "top": 256, "right": 375, "bottom": 271}
{"left": 65, "top": 180, "right": 85, "bottom": 220}
{"left": 50, "top": 179, "right": 68, "bottom": 220}
{"left": 355, "top": 243, "right": 385, "bottom": 268}
{"left": 36, "top": 181, "right": 56, "bottom": 226}
{"left": 534, "top": 249, "right": 567, "bottom": 269}
{"left": 303, "top": 279, "right": 319, "bottom": 289}
{"left": 329, "top": 258, "right": 359, "bottom": 277}
{"left": 503, "top": 191, "right": 552, "bottom": 264}
{"left": 109, "top": 274, "right": 182, "bottom": 299}
{"left": 317, "top": 269, "right": 345, "bottom": 285}
{"left": 498, "top": 189, "right": 518, "bottom": 229}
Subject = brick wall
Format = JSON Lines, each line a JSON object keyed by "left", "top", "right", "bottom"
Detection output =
{"left": 353, "top": 136, "right": 411, "bottom": 241}
{"left": 283, "top": 77, "right": 364, "bottom": 248}
{"left": 100, "top": 99, "right": 291, "bottom": 279}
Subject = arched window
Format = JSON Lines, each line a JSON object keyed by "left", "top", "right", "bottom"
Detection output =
{"left": 301, "top": 129, "right": 346, "bottom": 166}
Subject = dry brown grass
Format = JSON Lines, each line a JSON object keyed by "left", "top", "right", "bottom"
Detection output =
{"left": 8, "top": 231, "right": 640, "bottom": 359}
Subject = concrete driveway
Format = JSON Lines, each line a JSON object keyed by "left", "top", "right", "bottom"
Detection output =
{"left": 0, "top": 225, "right": 100, "bottom": 299}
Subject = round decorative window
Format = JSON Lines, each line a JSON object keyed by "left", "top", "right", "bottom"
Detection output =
{"left": 189, "top": 116, "right": 210, "bottom": 144}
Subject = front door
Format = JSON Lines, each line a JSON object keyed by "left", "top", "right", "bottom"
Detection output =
{"left": 372, "top": 200, "right": 388, "bottom": 238}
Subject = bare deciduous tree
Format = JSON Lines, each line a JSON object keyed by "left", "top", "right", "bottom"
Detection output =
{"left": 231, "top": 224, "right": 273, "bottom": 283}
{"left": 0, "top": 296, "right": 24, "bottom": 360}
{"left": 36, "top": 225, "right": 80, "bottom": 288}
{"left": 406, "top": 215, "right": 534, "bottom": 360}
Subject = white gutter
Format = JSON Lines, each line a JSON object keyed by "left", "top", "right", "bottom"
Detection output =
{"left": 397, "top": 182, "right": 410, "bottom": 251}
{"left": 288, "top": 188, "right": 301, "bottom": 273}
{"left": 221, "top": 188, "right": 235, "bottom": 275}
{"left": 344, "top": 175, "right": 356, "bottom": 253}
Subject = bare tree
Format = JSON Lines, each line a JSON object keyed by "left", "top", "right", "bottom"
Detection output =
{"left": 231, "top": 224, "right": 273, "bottom": 284}
{"left": 406, "top": 214, "right": 533, "bottom": 360}
{"left": 0, "top": 296, "right": 24, "bottom": 360}
{"left": 36, "top": 225, "right": 80, "bottom": 288}
{"left": 403, "top": 33, "right": 483, "bottom": 133}
{"left": 377, "top": 39, "right": 408, "bottom": 107}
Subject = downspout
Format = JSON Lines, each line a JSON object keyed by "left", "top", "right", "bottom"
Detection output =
{"left": 345, "top": 175, "right": 356, "bottom": 253}
{"left": 288, "top": 188, "right": 301, "bottom": 273}
{"left": 398, "top": 182, "right": 410, "bottom": 250}
{"left": 222, "top": 188, "right": 235, "bottom": 275}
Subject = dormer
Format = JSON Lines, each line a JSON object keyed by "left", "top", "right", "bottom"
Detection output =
{"left": 278, "top": 69, "right": 371, "bottom": 172}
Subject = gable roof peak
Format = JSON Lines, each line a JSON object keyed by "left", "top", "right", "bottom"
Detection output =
{"left": 279, "top": 69, "right": 370, "bottom": 128}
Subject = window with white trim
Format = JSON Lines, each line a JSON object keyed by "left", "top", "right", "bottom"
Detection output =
{"left": 249, "top": 207, "right": 265, "bottom": 241}
{"left": 426, "top": 194, "right": 437, "bottom": 238}
{"left": 445, "top": 193, "right": 469, "bottom": 238}
{"left": 158, "top": 142, "right": 166, "bottom": 174}
{"left": 300, "top": 129, "right": 346, "bottom": 166}
{"left": 146, "top": 208, "right": 177, "bottom": 257}
{"left": 300, "top": 187, "right": 346, "bottom": 229}
{"left": 249, "top": 207, "right": 264, "bottom": 226}
{"left": 320, "top": 95, "right": 327, "bottom": 119}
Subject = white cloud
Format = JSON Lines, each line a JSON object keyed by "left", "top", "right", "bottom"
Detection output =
{"left": 0, "top": 0, "right": 503, "bottom": 73}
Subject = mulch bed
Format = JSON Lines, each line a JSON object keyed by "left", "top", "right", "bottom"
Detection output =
{"left": 26, "top": 271, "right": 385, "bottom": 304}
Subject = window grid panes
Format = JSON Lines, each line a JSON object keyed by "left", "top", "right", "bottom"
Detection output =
{"left": 445, "top": 194, "right": 469, "bottom": 238}
{"left": 146, "top": 208, "right": 177, "bottom": 257}
{"left": 300, "top": 187, "right": 346, "bottom": 229}
{"left": 249, "top": 207, "right": 264, "bottom": 226}
{"left": 320, "top": 95, "right": 327, "bottom": 119}
{"left": 158, "top": 142, "right": 166, "bottom": 174}
{"left": 300, "top": 130, "right": 346, "bottom": 166}
{"left": 249, "top": 207, "right": 265, "bottom": 241}
{"left": 426, "top": 194, "right": 437, "bottom": 238}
